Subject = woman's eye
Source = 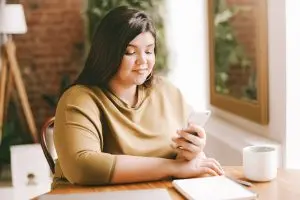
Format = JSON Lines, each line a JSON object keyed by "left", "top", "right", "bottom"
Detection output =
{"left": 125, "top": 51, "right": 135, "bottom": 55}
{"left": 145, "top": 50, "right": 154, "bottom": 54}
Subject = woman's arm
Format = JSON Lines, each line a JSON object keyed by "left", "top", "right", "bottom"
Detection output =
{"left": 111, "top": 154, "right": 224, "bottom": 184}
{"left": 111, "top": 155, "right": 175, "bottom": 183}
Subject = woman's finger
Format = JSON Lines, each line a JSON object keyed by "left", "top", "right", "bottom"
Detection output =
{"left": 198, "top": 167, "right": 219, "bottom": 176}
{"left": 185, "top": 124, "right": 206, "bottom": 139}
{"left": 201, "top": 159, "right": 224, "bottom": 175}
{"left": 172, "top": 137, "right": 201, "bottom": 153}
{"left": 176, "top": 130, "right": 202, "bottom": 146}
{"left": 206, "top": 158, "right": 225, "bottom": 174}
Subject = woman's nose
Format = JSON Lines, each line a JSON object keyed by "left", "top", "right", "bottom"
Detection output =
{"left": 136, "top": 53, "right": 147, "bottom": 65}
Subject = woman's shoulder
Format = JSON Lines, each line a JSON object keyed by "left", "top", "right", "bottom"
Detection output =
{"left": 55, "top": 85, "right": 105, "bottom": 120}
{"left": 58, "top": 85, "right": 101, "bottom": 107}
{"left": 62, "top": 84, "right": 94, "bottom": 98}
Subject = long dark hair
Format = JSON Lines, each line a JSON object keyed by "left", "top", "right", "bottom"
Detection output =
{"left": 74, "top": 6, "right": 157, "bottom": 88}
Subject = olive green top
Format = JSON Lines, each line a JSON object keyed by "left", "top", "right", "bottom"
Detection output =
{"left": 52, "top": 77, "right": 191, "bottom": 188}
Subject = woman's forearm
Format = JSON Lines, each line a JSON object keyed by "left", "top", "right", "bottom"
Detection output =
{"left": 111, "top": 155, "right": 176, "bottom": 184}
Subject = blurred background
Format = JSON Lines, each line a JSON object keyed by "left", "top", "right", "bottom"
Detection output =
{"left": 0, "top": 0, "right": 300, "bottom": 199}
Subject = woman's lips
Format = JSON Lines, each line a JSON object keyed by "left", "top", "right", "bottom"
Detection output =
{"left": 133, "top": 68, "right": 148, "bottom": 74}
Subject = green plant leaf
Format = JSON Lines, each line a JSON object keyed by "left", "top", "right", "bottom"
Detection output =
{"left": 213, "top": 0, "right": 253, "bottom": 96}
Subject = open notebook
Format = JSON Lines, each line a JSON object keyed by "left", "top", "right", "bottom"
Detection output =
{"left": 38, "top": 188, "right": 172, "bottom": 200}
{"left": 173, "top": 175, "right": 258, "bottom": 200}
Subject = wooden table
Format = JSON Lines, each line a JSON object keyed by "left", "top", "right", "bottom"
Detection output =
{"left": 38, "top": 166, "right": 300, "bottom": 200}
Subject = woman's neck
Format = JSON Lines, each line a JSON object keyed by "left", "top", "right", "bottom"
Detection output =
{"left": 108, "top": 81, "right": 138, "bottom": 107}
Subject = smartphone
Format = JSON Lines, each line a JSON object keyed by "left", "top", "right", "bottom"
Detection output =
{"left": 187, "top": 110, "right": 211, "bottom": 135}
{"left": 188, "top": 110, "right": 211, "bottom": 127}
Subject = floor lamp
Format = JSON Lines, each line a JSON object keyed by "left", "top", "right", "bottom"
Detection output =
{"left": 0, "top": 4, "right": 38, "bottom": 143}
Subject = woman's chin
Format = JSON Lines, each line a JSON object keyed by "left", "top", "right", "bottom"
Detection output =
{"left": 133, "top": 76, "right": 148, "bottom": 85}
{"left": 135, "top": 80, "right": 146, "bottom": 85}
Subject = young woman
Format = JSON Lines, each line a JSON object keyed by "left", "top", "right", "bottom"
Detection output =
{"left": 52, "top": 6, "right": 224, "bottom": 188}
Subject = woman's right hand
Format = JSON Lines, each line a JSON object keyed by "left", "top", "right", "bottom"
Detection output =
{"left": 172, "top": 156, "right": 224, "bottom": 179}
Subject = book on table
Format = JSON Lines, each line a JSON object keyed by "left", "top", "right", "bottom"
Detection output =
{"left": 172, "top": 175, "right": 258, "bottom": 200}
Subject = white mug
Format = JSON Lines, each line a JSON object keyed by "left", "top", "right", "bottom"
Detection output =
{"left": 243, "top": 145, "right": 278, "bottom": 182}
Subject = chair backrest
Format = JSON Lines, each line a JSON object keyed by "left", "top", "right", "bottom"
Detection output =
{"left": 40, "top": 117, "right": 56, "bottom": 174}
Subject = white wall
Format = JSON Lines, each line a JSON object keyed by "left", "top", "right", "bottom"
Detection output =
{"left": 165, "top": 0, "right": 299, "bottom": 168}
{"left": 285, "top": 0, "right": 300, "bottom": 169}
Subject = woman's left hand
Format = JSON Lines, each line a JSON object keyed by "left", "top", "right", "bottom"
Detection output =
{"left": 172, "top": 123, "right": 206, "bottom": 161}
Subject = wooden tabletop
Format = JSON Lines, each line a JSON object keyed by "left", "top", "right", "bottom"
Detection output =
{"left": 38, "top": 166, "right": 300, "bottom": 200}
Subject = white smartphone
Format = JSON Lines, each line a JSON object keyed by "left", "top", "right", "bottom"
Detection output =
{"left": 187, "top": 110, "right": 211, "bottom": 128}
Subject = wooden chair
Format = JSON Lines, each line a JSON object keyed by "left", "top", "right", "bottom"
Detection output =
{"left": 40, "top": 117, "right": 56, "bottom": 174}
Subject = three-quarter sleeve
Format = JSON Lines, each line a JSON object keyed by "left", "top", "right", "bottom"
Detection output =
{"left": 53, "top": 87, "right": 116, "bottom": 185}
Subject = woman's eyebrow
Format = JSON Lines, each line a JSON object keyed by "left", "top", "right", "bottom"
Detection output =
{"left": 127, "top": 43, "right": 155, "bottom": 48}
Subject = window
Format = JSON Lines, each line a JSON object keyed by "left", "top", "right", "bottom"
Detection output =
{"left": 207, "top": 0, "right": 269, "bottom": 124}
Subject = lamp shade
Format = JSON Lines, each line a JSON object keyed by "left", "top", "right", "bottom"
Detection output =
{"left": 0, "top": 4, "right": 27, "bottom": 34}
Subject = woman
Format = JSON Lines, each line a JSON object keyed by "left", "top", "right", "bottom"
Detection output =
{"left": 52, "top": 6, "right": 224, "bottom": 188}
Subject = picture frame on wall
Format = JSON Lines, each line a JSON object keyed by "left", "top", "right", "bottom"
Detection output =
{"left": 207, "top": 0, "right": 269, "bottom": 124}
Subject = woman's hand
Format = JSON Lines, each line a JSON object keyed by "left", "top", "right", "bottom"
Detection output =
{"left": 172, "top": 123, "right": 206, "bottom": 161}
{"left": 172, "top": 155, "right": 224, "bottom": 178}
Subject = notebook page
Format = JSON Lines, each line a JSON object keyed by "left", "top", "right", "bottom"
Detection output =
{"left": 173, "top": 175, "right": 257, "bottom": 200}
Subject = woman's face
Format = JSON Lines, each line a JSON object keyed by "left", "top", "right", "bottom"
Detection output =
{"left": 111, "top": 32, "right": 155, "bottom": 87}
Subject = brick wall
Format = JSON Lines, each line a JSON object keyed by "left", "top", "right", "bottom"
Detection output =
{"left": 7, "top": 0, "right": 85, "bottom": 132}
{"left": 225, "top": 0, "right": 257, "bottom": 99}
